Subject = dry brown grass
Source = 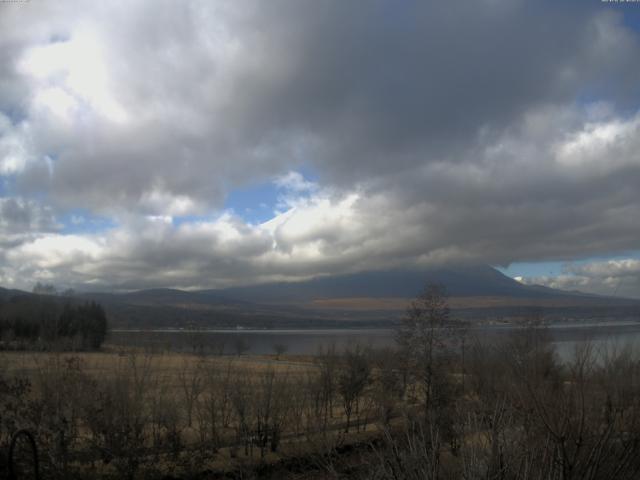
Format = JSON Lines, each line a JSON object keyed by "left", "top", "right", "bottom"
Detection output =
{"left": 308, "top": 294, "right": 631, "bottom": 310}
{"left": 0, "top": 349, "right": 315, "bottom": 385}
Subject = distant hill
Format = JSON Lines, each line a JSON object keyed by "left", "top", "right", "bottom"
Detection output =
{"left": 0, "top": 286, "right": 33, "bottom": 302}
{"left": 2, "top": 265, "right": 638, "bottom": 329}
{"left": 84, "top": 288, "right": 250, "bottom": 309}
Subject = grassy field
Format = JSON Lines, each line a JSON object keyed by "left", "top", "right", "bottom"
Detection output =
{"left": 4, "top": 326, "right": 640, "bottom": 479}
{"left": 1, "top": 348, "right": 316, "bottom": 379}
{"left": 1, "top": 346, "right": 393, "bottom": 479}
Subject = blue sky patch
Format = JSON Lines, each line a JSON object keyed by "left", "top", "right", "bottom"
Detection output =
{"left": 0, "top": 176, "right": 14, "bottom": 197}
{"left": 59, "top": 209, "right": 117, "bottom": 234}
{"left": 498, "top": 249, "right": 640, "bottom": 280}
{"left": 172, "top": 214, "right": 215, "bottom": 227}
{"left": 223, "top": 180, "right": 280, "bottom": 224}
{"left": 223, "top": 169, "right": 318, "bottom": 224}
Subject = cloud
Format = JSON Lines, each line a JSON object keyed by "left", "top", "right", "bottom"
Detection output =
{"left": 0, "top": 1, "right": 640, "bottom": 291}
{"left": 3, "top": 2, "right": 638, "bottom": 212}
{"left": 0, "top": 196, "right": 61, "bottom": 284}
{"left": 274, "top": 171, "right": 317, "bottom": 194}
{"left": 519, "top": 259, "right": 640, "bottom": 299}
{"left": 0, "top": 197, "right": 56, "bottom": 230}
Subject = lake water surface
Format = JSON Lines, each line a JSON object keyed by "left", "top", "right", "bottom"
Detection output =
{"left": 109, "top": 321, "right": 640, "bottom": 360}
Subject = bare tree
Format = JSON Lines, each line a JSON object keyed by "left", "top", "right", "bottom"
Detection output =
{"left": 272, "top": 343, "right": 288, "bottom": 360}
{"left": 178, "top": 358, "right": 204, "bottom": 428}
{"left": 371, "top": 347, "right": 405, "bottom": 426}
{"left": 396, "top": 283, "right": 452, "bottom": 414}
{"left": 233, "top": 337, "right": 250, "bottom": 356}
{"left": 338, "top": 346, "right": 371, "bottom": 433}
{"left": 315, "top": 345, "right": 339, "bottom": 430}
{"left": 195, "top": 359, "right": 234, "bottom": 453}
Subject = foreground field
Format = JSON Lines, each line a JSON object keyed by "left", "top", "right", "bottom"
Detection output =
{"left": 1, "top": 346, "right": 395, "bottom": 479}
{"left": 3, "top": 326, "right": 640, "bottom": 479}
{"left": 1, "top": 348, "right": 315, "bottom": 379}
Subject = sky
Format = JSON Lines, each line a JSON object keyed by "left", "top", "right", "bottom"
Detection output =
{"left": 0, "top": 0, "right": 640, "bottom": 298}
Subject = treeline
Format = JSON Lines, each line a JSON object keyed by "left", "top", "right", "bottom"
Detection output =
{"left": 0, "top": 295, "right": 107, "bottom": 350}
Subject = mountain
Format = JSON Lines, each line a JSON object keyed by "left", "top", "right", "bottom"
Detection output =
{"left": 213, "top": 265, "right": 556, "bottom": 304}
{"left": 102, "top": 265, "right": 639, "bottom": 327}
{"left": 3, "top": 265, "right": 638, "bottom": 329}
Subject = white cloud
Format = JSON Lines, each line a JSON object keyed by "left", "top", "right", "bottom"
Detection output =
{"left": 519, "top": 259, "right": 640, "bottom": 299}
{"left": 0, "top": 114, "right": 31, "bottom": 175}
{"left": 18, "top": 22, "right": 128, "bottom": 125}
{"left": 555, "top": 116, "right": 640, "bottom": 170}
{"left": 6, "top": 234, "right": 103, "bottom": 270}
{"left": 274, "top": 171, "right": 317, "bottom": 193}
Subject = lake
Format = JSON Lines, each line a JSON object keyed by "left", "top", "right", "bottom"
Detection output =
{"left": 108, "top": 320, "right": 640, "bottom": 360}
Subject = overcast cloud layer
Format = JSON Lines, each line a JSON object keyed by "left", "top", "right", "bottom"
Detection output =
{"left": 1, "top": 0, "right": 640, "bottom": 296}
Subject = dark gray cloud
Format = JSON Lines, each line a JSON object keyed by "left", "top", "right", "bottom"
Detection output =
{"left": 0, "top": 197, "right": 58, "bottom": 233}
{"left": 6, "top": 1, "right": 638, "bottom": 210}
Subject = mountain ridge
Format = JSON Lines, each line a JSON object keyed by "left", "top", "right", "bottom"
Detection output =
{"left": 211, "top": 265, "right": 636, "bottom": 305}
{"left": 2, "top": 266, "right": 638, "bottom": 329}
